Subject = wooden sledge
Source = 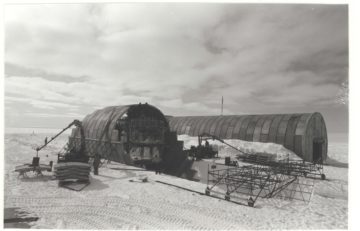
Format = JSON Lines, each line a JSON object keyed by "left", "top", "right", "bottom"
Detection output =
{"left": 58, "top": 179, "right": 90, "bottom": 191}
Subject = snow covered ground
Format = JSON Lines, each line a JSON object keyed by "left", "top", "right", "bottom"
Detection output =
{"left": 4, "top": 133, "right": 348, "bottom": 229}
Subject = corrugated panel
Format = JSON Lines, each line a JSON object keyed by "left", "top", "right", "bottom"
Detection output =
{"left": 260, "top": 115, "right": 275, "bottom": 142}
{"left": 275, "top": 114, "right": 292, "bottom": 145}
{"left": 85, "top": 109, "right": 105, "bottom": 138}
{"left": 284, "top": 114, "right": 302, "bottom": 151}
{"left": 173, "top": 117, "right": 183, "bottom": 133}
{"left": 107, "top": 106, "right": 130, "bottom": 140}
{"left": 202, "top": 117, "right": 217, "bottom": 134}
{"left": 293, "top": 114, "right": 311, "bottom": 157}
{"left": 295, "top": 114, "right": 311, "bottom": 135}
{"left": 94, "top": 107, "right": 117, "bottom": 140}
{"left": 81, "top": 114, "right": 90, "bottom": 137}
{"left": 198, "top": 116, "right": 214, "bottom": 135}
{"left": 232, "top": 116, "right": 248, "bottom": 139}
{"left": 82, "top": 110, "right": 96, "bottom": 135}
{"left": 306, "top": 113, "right": 328, "bottom": 162}
{"left": 213, "top": 116, "right": 225, "bottom": 137}
{"left": 184, "top": 116, "right": 198, "bottom": 135}
{"left": 321, "top": 116, "right": 328, "bottom": 160}
{"left": 225, "top": 116, "right": 240, "bottom": 139}
{"left": 196, "top": 116, "right": 208, "bottom": 135}
{"left": 207, "top": 116, "right": 221, "bottom": 135}
{"left": 214, "top": 116, "right": 228, "bottom": 137}
{"left": 304, "top": 118, "right": 314, "bottom": 161}
{"left": 192, "top": 117, "right": 205, "bottom": 136}
{"left": 168, "top": 117, "right": 176, "bottom": 129}
{"left": 245, "top": 115, "right": 261, "bottom": 141}
{"left": 261, "top": 115, "right": 274, "bottom": 134}
{"left": 314, "top": 114, "right": 322, "bottom": 137}
{"left": 239, "top": 116, "right": 252, "bottom": 140}
{"left": 294, "top": 135, "right": 303, "bottom": 157}
{"left": 172, "top": 117, "right": 185, "bottom": 132}
{"left": 170, "top": 117, "right": 179, "bottom": 132}
{"left": 89, "top": 107, "right": 111, "bottom": 139}
{"left": 179, "top": 117, "right": 192, "bottom": 134}
{"left": 219, "top": 116, "right": 234, "bottom": 138}
{"left": 83, "top": 109, "right": 100, "bottom": 138}
{"left": 184, "top": 117, "right": 194, "bottom": 134}
{"left": 253, "top": 116, "right": 266, "bottom": 142}
{"left": 167, "top": 112, "right": 327, "bottom": 161}
{"left": 189, "top": 117, "right": 201, "bottom": 136}
{"left": 268, "top": 115, "right": 283, "bottom": 143}
{"left": 81, "top": 105, "right": 133, "bottom": 141}
{"left": 184, "top": 117, "right": 196, "bottom": 134}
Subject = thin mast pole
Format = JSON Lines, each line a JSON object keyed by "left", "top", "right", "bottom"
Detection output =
{"left": 221, "top": 96, "right": 223, "bottom": 116}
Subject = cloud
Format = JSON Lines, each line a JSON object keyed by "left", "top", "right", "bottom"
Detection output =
{"left": 5, "top": 63, "right": 91, "bottom": 83}
{"left": 4, "top": 3, "right": 348, "bottom": 133}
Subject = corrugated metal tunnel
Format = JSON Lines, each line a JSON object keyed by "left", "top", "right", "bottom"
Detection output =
{"left": 168, "top": 113, "right": 327, "bottom": 162}
{"left": 70, "top": 103, "right": 171, "bottom": 165}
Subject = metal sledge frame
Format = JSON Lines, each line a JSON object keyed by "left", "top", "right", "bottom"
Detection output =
{"left": 205, "top": 164, "right": 315, "bottom": 207}
{"left": 239, "top": 154, "right": 326, "bottom": 180}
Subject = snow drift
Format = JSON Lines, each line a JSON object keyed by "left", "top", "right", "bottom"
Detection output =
{"left": 178, "top": 134, "right": 301, "bottom": 161}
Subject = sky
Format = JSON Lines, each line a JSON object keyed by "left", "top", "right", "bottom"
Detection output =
{"left": 4, "top": 3, "right": 348, "bottom": 138}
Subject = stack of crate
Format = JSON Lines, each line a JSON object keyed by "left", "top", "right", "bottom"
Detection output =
{"left": 54, "top": 162, "right": 91, "bottom": 182}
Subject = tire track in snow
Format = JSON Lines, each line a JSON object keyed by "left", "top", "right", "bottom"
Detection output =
{"left": 7, "top": 196, "right": 234, "bottom": 229}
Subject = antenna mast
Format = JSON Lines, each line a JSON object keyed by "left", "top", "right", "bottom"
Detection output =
{"left": 221, "top": 96, "right": 223, "bottom": 116}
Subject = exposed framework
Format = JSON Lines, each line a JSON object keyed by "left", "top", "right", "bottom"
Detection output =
{"left": 168, "top": 113, "right": 327, "bottom": 162}
{"left": 205, "top": 164, "right": 315, "bottom": 207}
{"left": 239, "top": 153, "right": 325, "bottom": 180}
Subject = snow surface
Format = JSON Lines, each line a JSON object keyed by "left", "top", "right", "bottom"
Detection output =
{"left": 4, "top": 133, "right": 348, "bottom": 229}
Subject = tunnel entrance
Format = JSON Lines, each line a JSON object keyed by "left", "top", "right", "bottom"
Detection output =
{"left": 313, "top": 139, "right": 324, "bottom": 163}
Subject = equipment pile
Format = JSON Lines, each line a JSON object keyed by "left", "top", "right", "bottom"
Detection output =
{"left": 54, "top": 162, "right": 91, "bottom": 182}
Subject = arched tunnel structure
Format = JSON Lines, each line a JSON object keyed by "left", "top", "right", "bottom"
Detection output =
{"left": 68, "top": 104, "right": 327, "bottom": 164}
{"left": 69, "top": 103, "right": 184, "bottom": 168}
{"left": 168, "top": 113, "right": 327, "bottom": 162}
